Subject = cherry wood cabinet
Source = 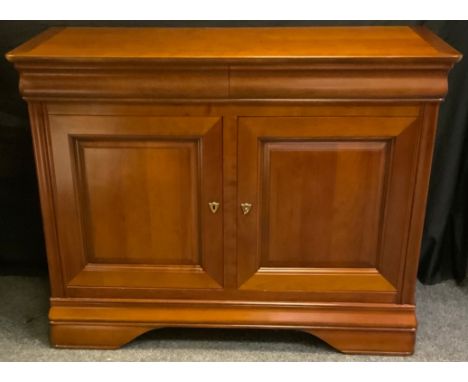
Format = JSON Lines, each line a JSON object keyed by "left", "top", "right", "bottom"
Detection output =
{"left": 7, "top": 26, "right": 461, "bottom": 354}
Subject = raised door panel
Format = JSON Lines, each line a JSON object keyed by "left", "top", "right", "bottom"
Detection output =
{"left": 265, "top": 141, "right": 386, "bottom": 268}
{"left": 238, "top": 116, "right": 421, "bottom": 298}
{"left": 82, "top": 140, "right": 199, "bottom": 265}
{"left": 47, "top": 115, "right": 223, "bottom": 291}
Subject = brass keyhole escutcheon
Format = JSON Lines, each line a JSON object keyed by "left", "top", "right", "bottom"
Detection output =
{"left": 208, "top": 201, "right": 220, "bottom": 214}
{"left": 240, "top": 203, "right": 252, "bottom": 215}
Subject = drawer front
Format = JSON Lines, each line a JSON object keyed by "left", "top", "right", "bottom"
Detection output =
{"left": 237, "top": 116, "right": 421, "bottom": 297}
{"left": 47, "top": 115, "right": 223, "bottom": 291}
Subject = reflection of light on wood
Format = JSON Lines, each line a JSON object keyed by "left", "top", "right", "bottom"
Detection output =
{"left": 8, "top": 26, "right": 461, "bottom": 355}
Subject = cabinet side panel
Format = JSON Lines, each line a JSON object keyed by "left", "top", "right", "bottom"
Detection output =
{"left": 401, "top": 103, "right": 440, "bottom": 304}
{"left": 27, "top": 102, "right": 64, "bottom": 296}
{"left": 377, "top": 119, "right": 422, "bottom": 289}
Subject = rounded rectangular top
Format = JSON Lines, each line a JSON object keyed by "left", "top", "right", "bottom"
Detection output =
{"left": 6, "top": 26, "right": 461, "bottom": 64}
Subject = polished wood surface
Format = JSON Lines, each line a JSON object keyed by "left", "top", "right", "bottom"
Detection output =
{"left": 49, "top": 299, "right": 416, "bottom": 353}
{"left": 264, "top": 141, "right": 386, "bottom": 267}
{"left": 6, "top": 26, "right": 460, "bottom": 61}
{"left": 237, "top": 116, "right": 421, "bottom": 295}
{"left": 7, "top": 27, "right": 461, "bottom": 355}
{"left": 48, "top": 115, "right": 223, "bottom": 289}
{"left": 7, "top": 27, "right": 460, "bottom": 101}
{"left": 83, "top": 141, "right": 198, "bottom": 265}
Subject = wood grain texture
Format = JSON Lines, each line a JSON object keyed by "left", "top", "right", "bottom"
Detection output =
{"left": 49, "top": 298, "right": 416, "bottom": 328}
{"left": 46, "top": 103, "right": 422, "bottom": 117}
{"left": 304, "top": 328, "right": 415, "bottom": 355}
{"left": 222, "top": 117, "right": 239, "bottom": 290}
{"left": 6, "top": 26, "right": 460, "bottom": 61}
{"left": 49, "top": 298, "right": 416, "bottom": 354}
{"left": 27, "top": 102, "right": 65, "bottom": 296}
{"left": 264, "top": 141, "right": 387, "bottom": 268}
{"left": 400, "top": 103, "right": 440, "bottom": 304}
{"left": 50, "top": 323, "right": 415, "bottom": 354}
{"left": 8, "top": 26, "right": 460, "bottom": 354}
{"left": 48, "top": 115, "right": 223, "bottom": 289}
{"left": 10, "top": 63, "right": 453, "bottom": 101}
{"left": 237, "top": 116, "right": 420, "bottom": 295}
{"left": 50, "top": 324, "right": 154, "bottom": 349}
{"left": 81, "top": 140, "right": 199, "bottom": 265}
{"left": 38, "top": 103, "right": 420, "bottom": 305}
{"left": 6, "top": 27, "right": 461, "bottom": 101}
{"left": 229, "top": 67, "right": 450, "bottom": 100}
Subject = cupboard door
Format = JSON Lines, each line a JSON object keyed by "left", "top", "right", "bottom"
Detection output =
{"left": 48, "top": 115, "right": 223, "bottom": 291}
{"left": 238, "top": 116, "right": 421, "bottom": 298}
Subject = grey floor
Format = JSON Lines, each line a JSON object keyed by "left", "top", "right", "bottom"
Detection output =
{"left": 0, "top": 275, "right": 467, "bottom": 361}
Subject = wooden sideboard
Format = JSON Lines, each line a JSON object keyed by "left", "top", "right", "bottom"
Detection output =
{"left": 7, "top": 26, "right": 461, "bottom": 354}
